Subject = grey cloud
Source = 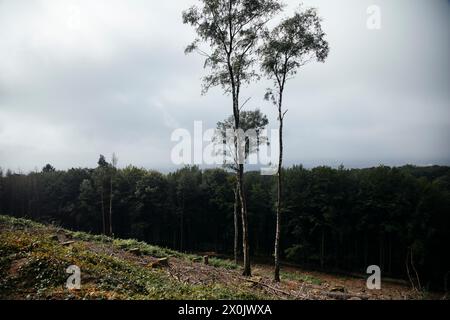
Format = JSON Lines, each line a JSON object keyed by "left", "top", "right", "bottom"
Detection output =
{"left": 0, "top": 0, "right": 448, "bottom": 171}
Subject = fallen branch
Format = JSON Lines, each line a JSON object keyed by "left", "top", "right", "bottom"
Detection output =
{"left": 61, "top": 240, "right": 76, "bottom": 246}
{"left": 321, "top": 291, "right": 371, "bottom": 300}
{"left": 241, "top": 278, "right": 291, "bottom": 297}
{"left": 129, "top": 248, "right": 141, "bottom": 256}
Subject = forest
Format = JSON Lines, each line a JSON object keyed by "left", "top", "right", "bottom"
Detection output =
{"left": 1, "top": 159, "right": 449, "bottom": 291}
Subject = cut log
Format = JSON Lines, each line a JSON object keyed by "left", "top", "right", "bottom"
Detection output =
{"left": 149, "top": 258, "right": 169, "bottom": 269}
{"left": 61, "top": 240, "right": 75, "bottom": 246}
{"left": 323, "top": 291, "right": 370, "bottom": 300}
{"left": 330, "top": 286, "right": 347, "bottom": 293}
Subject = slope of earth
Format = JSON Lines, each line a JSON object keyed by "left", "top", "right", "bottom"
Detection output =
{"left": 0, "top": 215, "right": 432, "bottom": 300}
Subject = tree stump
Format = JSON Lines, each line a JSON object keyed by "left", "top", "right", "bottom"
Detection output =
{"left": 149, "top": 258, "right": 169, "bottom": 269}
{"left": 330, "top": 286, "right": 347, "bottom": 293}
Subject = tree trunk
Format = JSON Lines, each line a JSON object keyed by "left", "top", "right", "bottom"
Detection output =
{"left": 379, "top": 234, "right": 384, "bottom": 270}
{"left": 232, "top": 86, "right": 251, "bottom": 277}
{"left": 109, "top": 176, "right": 113, "bottom": 236}
{"left": 180, "top": 201, "right": 184, "bottom": 252}
{"left": 238, "top": 163, "right": 251, "bottom": 276}
{"left": 234, "top": 181, "right": 239, "bottom": 265}
{"left": 405, "top": 248, "right": 415, "bottom": 291}
{"left": 364, "top": 233, "right": 369, "bottom": 267}
{"left": 178, "top": 190, "right": 185, "bottom": 252}
{"left": 321, "top": 228, "right": 325, "bottom": 269}
{"left": 388, "top": 234, "right": 392, "bottom": 275}
{"left": 274, "top": 99, "right": 284, "bottom": 282}
{"left": 410, "top": 247, "right": 422, "bottom": 290}
{"left": 100, "top": 189, "right": 106, "bottom": 235}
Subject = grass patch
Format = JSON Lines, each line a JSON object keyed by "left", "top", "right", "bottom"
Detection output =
{"left": 208, "top": 257, "right": 238, "bottom": 270}
{"left": 0, "top": 215, "right": 44, "bottom": 230}
{"left": 68, "top": 231, "right": 113, "bottom": 243}
{"left": 281, "top": 271, "right": 323, "bottom": 285}
{"left": 112, "top": 238, "right": 181, "bottom": 258}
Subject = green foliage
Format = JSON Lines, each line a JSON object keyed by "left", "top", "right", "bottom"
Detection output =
{"left": 260, "top": 7, "right": 329, "bottom": 87}
{"left": 0, "top": 215, "right": 44, "bottom": 230}
{"left": 285, "top": 245, "right": 304, "bottom": 262}
{"left": 42, "top": 164, "right": 56, "bottom": 173}
{"left": 208, "top": 257, "right": 238, "bottom": 270}
{"left": 281, "top": 271, "right": 323, "bottom": 285}
{"left": 112, "top": 238, "right": 181, "bottom": 258}
{"left": 69, "top": 231, "right": 113, "bottom": 243}
{"left": 1, "top": 163, "right": 450, "bottom": 290}
{"left": 182, "top": 0, "right": 283, "bottom": 94}
{"left": 215, "top": 110, "right": 270, "bottom": 170}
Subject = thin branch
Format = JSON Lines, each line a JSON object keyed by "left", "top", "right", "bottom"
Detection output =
{"left": 240, "top": 97, "right": 251, "bottom": 110}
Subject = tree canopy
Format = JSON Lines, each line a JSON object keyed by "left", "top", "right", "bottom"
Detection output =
{"left": 1, "top": 162, "right": 449, "bottom": 290}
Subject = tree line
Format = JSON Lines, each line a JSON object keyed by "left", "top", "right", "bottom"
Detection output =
{"left": 0, "top": 161, "right": 449, "bottom": 290}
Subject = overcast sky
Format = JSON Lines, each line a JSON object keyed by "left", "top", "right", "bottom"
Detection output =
{"left": 0, "top": 0, "right": 449, "bottom": 172}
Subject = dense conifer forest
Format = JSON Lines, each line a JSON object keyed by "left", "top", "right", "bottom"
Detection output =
{"left": 1, "top": 161, "right": 449, "bottom": 290}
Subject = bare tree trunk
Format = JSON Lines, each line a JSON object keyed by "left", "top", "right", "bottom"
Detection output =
{"left": 405, "top": 248, "right": 416, "bottom": 291}
{"left": 364, "top": 233, "right": 369, "bottom": 267}
{"left": 321, "top": 227, "right": 325, "bottom": 269}
{"left": 109, "top": 176, "right": 113, "bottom": 236}
{"left": 233, "top": 181, "right": 239, "bottom": 265}
{"left": 238, "top": 164, "right": 251, "bottom": 276}
{"left": 180, "top": 196, "right": 184, "bottom": 252}
{"left": 274, "top": 96, "right": 284, "bottom": 282}
{"left": 388, "top": 235, "right": 392, "bottom": 275}
{"left": 232, "top": 85, "right": 251, "bottom": 277}
{"left": 379, "top": 234, "right": 384, "bottom": 270}
{"left": 410, "top": 247, "right": 422, "bottom": 291}
{"left": 100, "top": 189, "right": 105, "bottom": 235}
{"left": 108, "top": 154, "right": 117, "bottom": 237}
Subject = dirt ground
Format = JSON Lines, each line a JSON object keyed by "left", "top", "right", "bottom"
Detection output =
{"left": 86, "top": 240, "right": 437, "bottom": 300}
{"left": 3, "top": 221, "right": 444, "bottom": 300}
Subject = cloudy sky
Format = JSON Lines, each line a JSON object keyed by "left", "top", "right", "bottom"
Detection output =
{"left": 0, "top": 0, "right": 449, "bottom": 172}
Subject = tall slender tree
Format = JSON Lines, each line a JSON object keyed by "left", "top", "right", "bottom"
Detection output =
{"left": 183, "top": 0, "right": 283, "bottom": 276}
{"left": 95, "top": 155, "right": 109, "bottom": 234}
{"left": 215, "top": 110, "right": 269, "bottom": 264}
{"left": 260, "top": 7, "right": 329, "bottom": 281}
{"left": 109, "top": 153, "right": 118, "bottom": 236}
